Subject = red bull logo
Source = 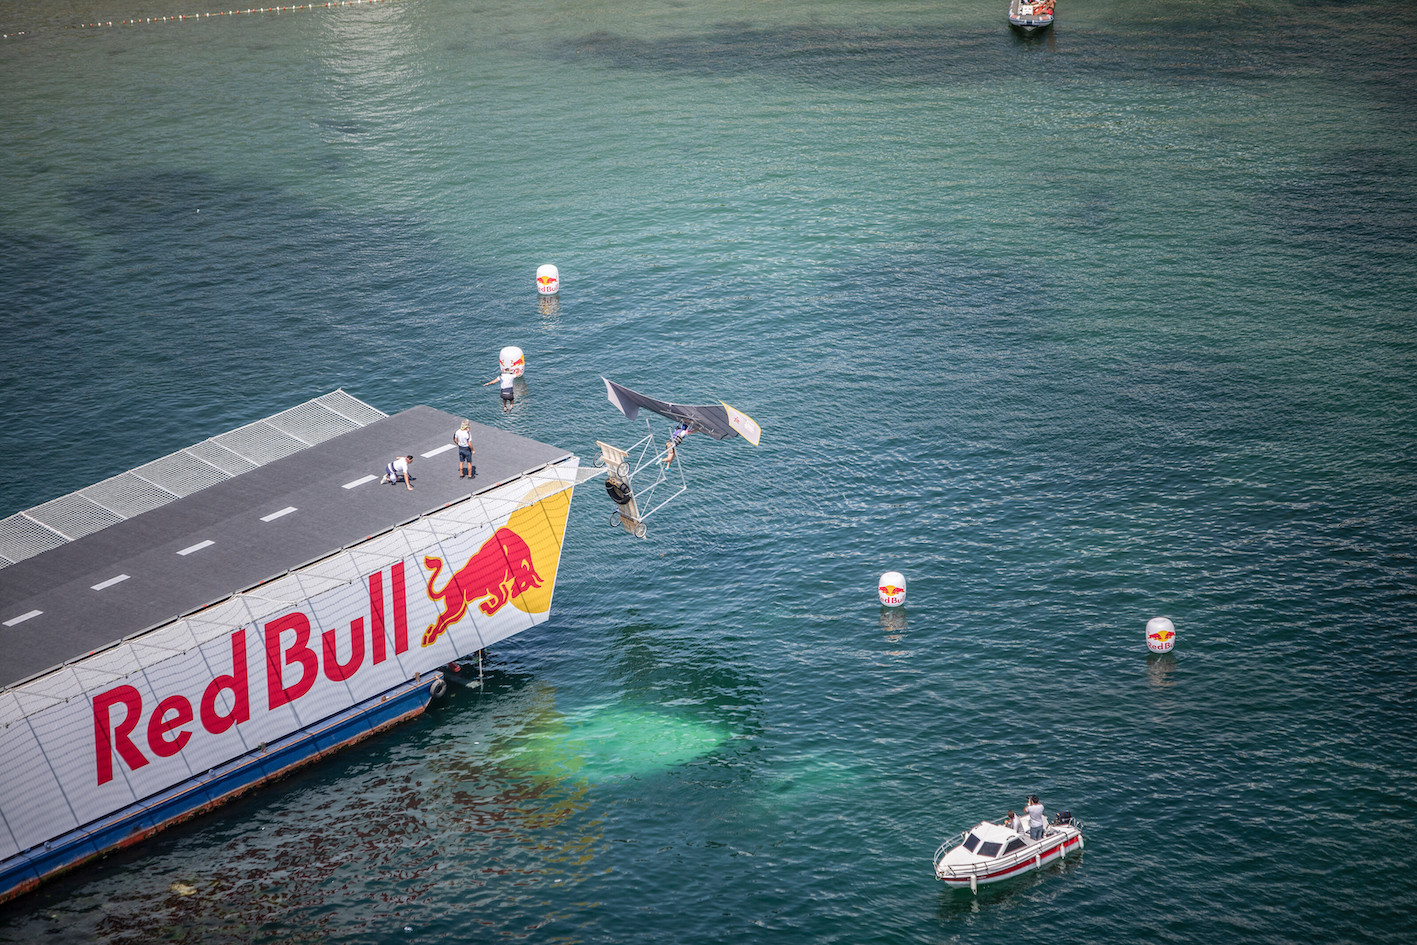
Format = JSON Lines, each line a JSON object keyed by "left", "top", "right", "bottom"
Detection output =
{"left": 878, "top": 583, "right": 906, "bottom": 606}
{"left": 421, "top": 527, "right": 544, "bottom": 647}
{"left": 1146, "top": 629, "right": 1175, "bottom": 653}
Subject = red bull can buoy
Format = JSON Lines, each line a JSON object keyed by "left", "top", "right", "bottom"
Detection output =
{"left": 1146, "top": 616, "right": 1176, "bottom": 653}
{"left": 499, "top": 345, "right": 525, "bottom": 378}
{"left": 536, "top": 263, "right": 559, "bottom": 296}
{"left": 878, "top": 571, "right": 906, "bottom": 607}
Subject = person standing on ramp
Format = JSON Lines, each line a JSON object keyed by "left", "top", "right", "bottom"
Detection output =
{"left": 454, "top": 420, "right": 477, "bottom": 479}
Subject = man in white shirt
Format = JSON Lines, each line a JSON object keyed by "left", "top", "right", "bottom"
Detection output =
{"left": 454, "top": 421, "right": 476, "bottom": 478}
{"left": 1026, "top": 795, "right": 1045, "bottom": 840}
{"left": 483, "top": 371, "right": 516, "bottom": 412}
{"left": 382, "top": 455, "right": 414, "bottom": 490}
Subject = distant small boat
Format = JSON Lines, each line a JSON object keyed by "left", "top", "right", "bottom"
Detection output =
{"left": 1008, "top": 0, "right": 1055, "bottom": 33}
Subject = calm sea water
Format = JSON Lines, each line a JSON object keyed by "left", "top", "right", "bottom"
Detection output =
{"left": 3, "top": 0, "right": 1416, "bottom": 941}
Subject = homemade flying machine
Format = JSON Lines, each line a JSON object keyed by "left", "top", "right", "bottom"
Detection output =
{"left": 597, "top": 377, "right": 761, "bottom": 538}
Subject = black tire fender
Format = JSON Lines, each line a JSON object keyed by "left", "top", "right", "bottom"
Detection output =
{"left": 605, "top": 478, "right": 632, "bottom": 505}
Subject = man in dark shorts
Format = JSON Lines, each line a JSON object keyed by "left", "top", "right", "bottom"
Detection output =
{"left": 454, "top": 420, "right": 476, "bottom": 478}
{"left": 483, "top": 369, "right": 516, "bottom": 412}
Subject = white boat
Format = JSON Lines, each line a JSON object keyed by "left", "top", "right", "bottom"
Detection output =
{"left": 1008, "top": 0, "right": 1055, "bottom": 33}
{"left": 933, "top": 810, "right": 1083, "bottom": 892}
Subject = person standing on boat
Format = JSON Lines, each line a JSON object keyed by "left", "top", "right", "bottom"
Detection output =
{"left": 1025, "top": 795, "right": 1045, "bottom": 840}
{"left": 454, "top": 420, "right": 476, "bottom": 479}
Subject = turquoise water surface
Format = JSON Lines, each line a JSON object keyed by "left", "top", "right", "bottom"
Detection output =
{"left": 2, "top": 1, "right": 1415, "bottom": 942}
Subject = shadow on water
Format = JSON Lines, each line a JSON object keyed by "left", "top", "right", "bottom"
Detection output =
{"left": 557, "top": 14, "right": 1408, "bottom": 89}
{"left": 563, "top": 23, "right": 1005, "bottom": 84}
{"left": 1146, "top": 652, "right": 1178, "bottom": 688}
{"left": 0, "top": 169, "right": 509, "bottom": 513}
{"left": 1008, "top": 24, "right": 1058, "bottom": 51}
{"left": 879, "top": 605, "right": 908, "bottom": 639}
{"left": 63, "top": 168, "right": 463, "bottom": 327}
{"left": 1255, "top": 144, "right": 1417, "bottom": 284}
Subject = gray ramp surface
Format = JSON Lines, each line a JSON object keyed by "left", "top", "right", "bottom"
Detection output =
{"left": 0, "top": 406, "right": 568, "bottom": 687}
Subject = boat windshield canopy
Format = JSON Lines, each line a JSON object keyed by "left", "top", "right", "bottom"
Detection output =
{"left": 959, "top": 829, "right": 1032, "bottom": 859}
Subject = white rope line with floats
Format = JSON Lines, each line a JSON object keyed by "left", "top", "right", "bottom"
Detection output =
{"left": 3, "top": 0, "right": 402, "bottom": 39}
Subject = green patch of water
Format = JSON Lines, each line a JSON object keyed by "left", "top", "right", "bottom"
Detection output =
{"left": 496, "top": 703, "right": 730, "bottom": 784}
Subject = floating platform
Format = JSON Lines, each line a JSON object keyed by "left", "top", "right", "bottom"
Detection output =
{"left": 0, "top": 392, "right": 582, "bottom": 903}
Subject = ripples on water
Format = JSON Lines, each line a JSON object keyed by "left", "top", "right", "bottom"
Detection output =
{"left": 2, "top": 0, "right": 1416, "bottom": 942}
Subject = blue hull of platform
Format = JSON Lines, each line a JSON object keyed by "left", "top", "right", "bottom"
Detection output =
{"left": 0, "top": 674, "right": 441, "bottom": 903}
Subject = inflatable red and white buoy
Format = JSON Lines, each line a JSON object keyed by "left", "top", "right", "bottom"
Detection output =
{"left": 499, "top": 346, "right": 525, "bottom": 378}
{"left": 878, "top": 571, "right": 906, "bottom": 607}
{"left": 1146, "top": 616, "right": 1176, "bottom": 653}
{"left": 536, "top": 264, "right": 559, "bottom": 296}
